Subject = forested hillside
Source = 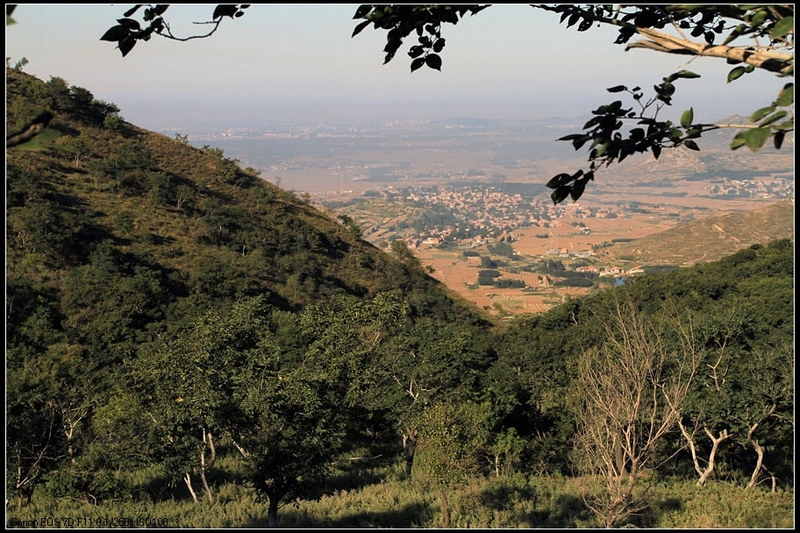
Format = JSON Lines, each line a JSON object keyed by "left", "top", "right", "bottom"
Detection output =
{"left": 5, "top": 68, "right": 794, "bottom": 528}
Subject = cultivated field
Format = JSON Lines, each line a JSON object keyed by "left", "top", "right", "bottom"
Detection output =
{"left": 415, "top": 211, "right": 679, "bottom": 316}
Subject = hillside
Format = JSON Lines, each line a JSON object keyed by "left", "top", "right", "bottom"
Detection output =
{"left": 603, "top": 198, "right": 795, "bottom": 266}
{"left": 6, "top": 68, "right": 493, "bottom": 328}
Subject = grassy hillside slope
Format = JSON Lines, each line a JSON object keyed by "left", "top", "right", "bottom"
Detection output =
{"left": 605, "top": 198, "right": 794, "bottom": 265}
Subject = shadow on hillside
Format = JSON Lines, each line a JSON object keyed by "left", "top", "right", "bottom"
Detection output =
{"left": 520, "top": 493, "right": 594, "bottom": 527}
{"left": 477, "top": 483, "right": 594, "bottom": 528}
{"left": 136, "top": 467, "right": 248, "bottom": 504}
{"left": 137, "top": 473, "right": 192, "bottom": 503}
{"left": 626, "top": 497, "right": 685, "bottom": 528}
{"left": 244, "top": 502, "right": 433, "bottom": 528}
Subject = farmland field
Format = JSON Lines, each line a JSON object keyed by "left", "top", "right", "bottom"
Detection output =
{"left": 415, "top": 211, "right": 682, "bottom": 315}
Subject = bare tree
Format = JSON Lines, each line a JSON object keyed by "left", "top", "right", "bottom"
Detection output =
{"left": 572, "top": 295, "right": 702, "bottom": 527}
{"left": 673, "top": 305, "right": 741, "bottom": 487}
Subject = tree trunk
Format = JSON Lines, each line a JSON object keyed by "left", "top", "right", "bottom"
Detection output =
{"left": 184, "top": 472, "right": 198, "bottom": 503}
{"left": 267, "top": 497, "right": 280, "bottom": 528}
{"left": 402, "top": 430, "right": 417, "bottom": 478}
{"left": 200, "top": 470, "right": 213, "bottom": 503}
{"left": 746, "top": 436, "right": 765, "bottom": 490}
{"left": 200, "top": 429, "right": 215, "bottom": 503}
{"left": 231, "top": 439, "right": 249, "bottom": 458}
{"left": 678, "top": 420, "right": 730, "bottom": 487}
{"left": 745, "top": 405, "right": 776, "bottom": 490}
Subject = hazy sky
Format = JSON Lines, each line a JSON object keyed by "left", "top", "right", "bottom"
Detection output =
{"left": 6, "top": 4, "right": 788, "bottom": 132}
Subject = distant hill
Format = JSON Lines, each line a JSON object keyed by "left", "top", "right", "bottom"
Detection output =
{"left": 601, "top": 198, "right": 794, "bottom": 266}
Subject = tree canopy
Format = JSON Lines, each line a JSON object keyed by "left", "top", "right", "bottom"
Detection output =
{"left": 79, "top": 3, "right": 795, "bottom": 204}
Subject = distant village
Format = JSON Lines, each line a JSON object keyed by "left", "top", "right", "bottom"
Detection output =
{"left": 346, "top": 179, "right": 792, "bottom": 249}
{"left": 323, "top": 179, "right": 793, "bottom": 287}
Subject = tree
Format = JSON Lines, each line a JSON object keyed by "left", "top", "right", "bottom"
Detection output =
{"left": 571, "top": 294, "right": 702, "bottom": 527}
{"left": 673, "top": 302, "right": 749, "bottom": 487}
{"left": 133, "top": 291, "right": 408, "bottom": 524}
{"left": 131, "top": 299, "right": 258, "bottom": 504}
{"left": 366, "top": 317, "right": 491, "bottom": 480}
{"left": 736, "top": 342, "right": 793, "bottom": 491}
{"left": 243, "top": 292, "right": 409, "bottom": 527}
{"left": 679, "top": 323, "right": 794, "bottom": 490}
{"left": 411, "top": 400, "right": 493, "bottom": 528}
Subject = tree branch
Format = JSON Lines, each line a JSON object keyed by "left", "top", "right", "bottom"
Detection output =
{"left": 626, "top": 27, "right": 794, "bottom": 75}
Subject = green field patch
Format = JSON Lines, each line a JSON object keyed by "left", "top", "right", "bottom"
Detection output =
{"left": 12, "top": 127, "right": 63, "bottom": 150}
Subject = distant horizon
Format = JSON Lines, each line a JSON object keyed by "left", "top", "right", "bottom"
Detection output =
{"left": 120, "top": 97, "right": 758, "bottom": 138}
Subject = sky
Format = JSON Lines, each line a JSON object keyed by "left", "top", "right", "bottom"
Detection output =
{"left": 5, "top": 4, "right": 789, "bottom": 133}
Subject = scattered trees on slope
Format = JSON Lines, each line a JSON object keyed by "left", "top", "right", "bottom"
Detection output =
{"left": 4, "top": 61, "right": 794, "bottom": 526}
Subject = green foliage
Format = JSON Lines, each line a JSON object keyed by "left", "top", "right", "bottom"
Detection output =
{"left": 479, "top": 255, "right": 497, "bottom": 269}
{"left": 352, "top": 5, "right": 489, "bottom": 68}
{"left": 730, "top": 82, "right": 794, "bottom": 151}
{"left": 477, "top": 269, "right": 501, "bottom": 285}
{"left": 552, "top": 271, "right": 596, "bottom": 288}
{"left": 242, "top": 293, "right": 410, "bottom": 525}
{"left": 487, "top": 241, "right": 515, "bottom": 259}
{"left": 412, "top": 401, "right": 492, "bottom": 486}
{"left": 493, "top": 278, "right": 526, "bottom": 289}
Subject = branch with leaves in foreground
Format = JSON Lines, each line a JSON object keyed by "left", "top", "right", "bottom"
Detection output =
{"left": 100, "top": 4, "right": 250, "bottom": 57}
{"left": 547, "top": 79, "right": 794, "bottom": 204}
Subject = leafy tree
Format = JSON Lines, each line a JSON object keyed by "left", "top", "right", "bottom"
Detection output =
{"left": 243, "top": 292, "right": 409, "bottom": 527}
{"left": 368, "top": 317, "right": 491, "bottom": 479}
{"left": 674, "top": 294, "right": 794, "bottom": 490}
{"left": 411, "top": 400, "right": 493, "bottom": 527}
{"left": 133, "top": 291, "right": 408, "bottom": 523}
{"left": 131, "top": 296, "right": 272, "bottom": 503}
{"left": 6, "top": 362, "right": 69, "bottom": 510}
{"left": 735, "top": 341, "right": 794, "bottom": 490}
